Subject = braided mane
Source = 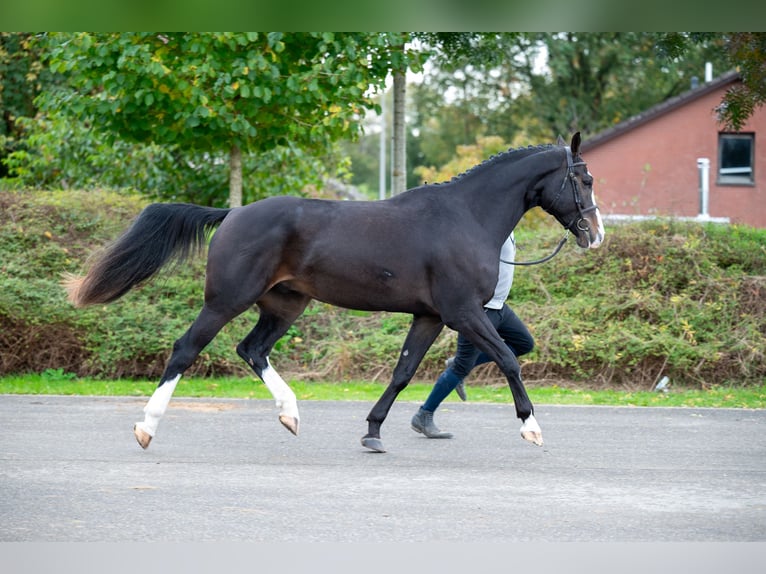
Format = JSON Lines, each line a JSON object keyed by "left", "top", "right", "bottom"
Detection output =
{"left": 436, "top": 144, "right": 556, "bottom": 185}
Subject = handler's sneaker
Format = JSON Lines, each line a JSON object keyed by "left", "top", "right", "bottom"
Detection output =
{"left": 446, "top": 357, "right": 467, "bottom": 401}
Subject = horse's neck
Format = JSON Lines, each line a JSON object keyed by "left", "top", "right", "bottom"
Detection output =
{"left": 458, "top": 151, "right": 558, "bottom": 241}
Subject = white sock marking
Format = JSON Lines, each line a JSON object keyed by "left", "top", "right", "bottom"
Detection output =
{"left": 135, "top": 374, "right": 180, "bottom": 438}
{"left": 261, "top": 359, "right": 299, "bottom": 421}
{"left": 520, "top": 414, "right": 541, "bottom": 435}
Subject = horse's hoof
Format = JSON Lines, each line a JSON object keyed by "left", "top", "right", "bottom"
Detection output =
{"left": 361, "top": 436, "right": 386, "bottom": 453}
{"left": 133, "top": 424, "right": 152, "bottom": 450}
{"left": 521, "top": 430, "right": 544, "bottom": 446}
{"left": 279, "top": 415, "right": 299, "bottom": 436}
{"left": 520, "top": 414, "right": 543, "bottom": 446}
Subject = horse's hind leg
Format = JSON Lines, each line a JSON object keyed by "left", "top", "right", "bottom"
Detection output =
{"left": 362, "top": 314, "right": 444, "bottom": 453}
{"left": 236, "top": 287, "right": 311, "bottom": 436}
{"left": 133, "top": 304, "right": 241, "bottom": 449}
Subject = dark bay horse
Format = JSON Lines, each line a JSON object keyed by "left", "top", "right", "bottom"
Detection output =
{"left": 65, "top": 133, "right": 604, "bottom": 453}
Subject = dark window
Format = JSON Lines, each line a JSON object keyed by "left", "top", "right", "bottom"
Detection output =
{"left": 718, "top": 133, "right": 754, "bottom": 185}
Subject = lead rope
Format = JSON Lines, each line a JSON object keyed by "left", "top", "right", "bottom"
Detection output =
{"left": 500, "top": 231, "right": 569, "bottom": 266}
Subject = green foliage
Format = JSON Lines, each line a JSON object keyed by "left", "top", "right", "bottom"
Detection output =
{"left": 5, "top": 113, "right": 183, "bottom": 195}
{"left": 511, "top": 220, "right": 766, "bottom": 388}
{"left": 413, "top": 135, "right": 553, "bottom": 230}
{"left": 658, "top": 32, "right": 766, "bottom": 131}
{"left": 522, "top": 32, "right": 731, "bottom": 139}
{"left": 0, "top": 33, "right": 58, "bottom": 178}
{"left": 2, "top": 373, "right": 764, "bottom": 409}
{"left": 0, "top": 34, "right": 39, "bottom": 128}
{"left": 41, "top": 32, "right": 399, "bottom": 154}
{"left": 414, "top": 135, "right": 509, "bottom": 184}
{"left": 41, "top": 367, "right": 75, "bottom": 381}
{"left": 350, "top": 32, "right": 737, "bottom": 195}
{"left": 1, "top": 189, "right": 764, "bottom": 389}
{"left": 3, "top": 32, "right": 420, "bottom": 205}
{"left": 3, "top": 111, "right": 337, "bottom": 205}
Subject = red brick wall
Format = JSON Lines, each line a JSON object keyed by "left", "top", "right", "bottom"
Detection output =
{"left": 582, "top": 83, "right": 766, "bottom": 228}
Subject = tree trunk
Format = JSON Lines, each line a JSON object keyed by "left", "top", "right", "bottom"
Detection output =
{"left": 392, "top": 71, "right": 407, "bottom": 195}
{"left": 229, "top": 143, "right": 243, "bottom": 208}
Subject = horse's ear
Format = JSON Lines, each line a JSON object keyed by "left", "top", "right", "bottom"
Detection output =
{"left": 570, "top": 132, "right": 581, "bottom": 155}
{"left": 556, "top": 134, "right": 566, "bottom": 146}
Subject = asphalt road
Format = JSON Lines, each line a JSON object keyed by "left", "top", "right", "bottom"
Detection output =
{"left": 1, "top": 394, "right": 764, "bottom": 542}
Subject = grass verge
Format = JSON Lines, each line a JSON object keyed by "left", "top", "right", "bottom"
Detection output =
{"left": 1, "top": 372, "right": 764, "bottom": 409}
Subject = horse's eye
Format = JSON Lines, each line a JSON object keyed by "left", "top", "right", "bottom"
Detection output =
{"left": 582, "top": 175, "right": 593, "bottom": 187}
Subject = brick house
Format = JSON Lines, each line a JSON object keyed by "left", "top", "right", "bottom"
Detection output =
{"left": 581, "top": 71, "right": 766, "bottom": 228}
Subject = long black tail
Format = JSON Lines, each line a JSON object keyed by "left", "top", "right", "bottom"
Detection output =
{"left": 65, "top": 203, "right": 231, "bottom": 307}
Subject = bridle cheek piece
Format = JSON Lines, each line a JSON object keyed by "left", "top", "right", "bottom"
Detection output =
{"left": 547, "top": 146, "right": 598, "bottom": 235}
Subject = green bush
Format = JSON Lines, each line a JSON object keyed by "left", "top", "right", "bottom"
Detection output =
{"left": 510, "top": 219, "right": 765, "bottom": 388}
{"left": 1, "top": 189, "right": 764, "bottom": 389}
{"left": 3, "top": 111, "right": 340, "bottom": 206}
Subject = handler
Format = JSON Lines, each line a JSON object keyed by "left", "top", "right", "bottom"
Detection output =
{"left": 410, "top": 232, "right": 535, "bottom": 438}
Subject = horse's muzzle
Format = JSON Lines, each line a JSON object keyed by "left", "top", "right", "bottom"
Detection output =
{"left": 574, "top": 208, "right": 605, "bottom": 249}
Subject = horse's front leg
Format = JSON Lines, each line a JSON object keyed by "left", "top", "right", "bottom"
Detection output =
{"left": 361, "top": 315, "right": 443, "bottom": 453}
{"left": 497, "top": 353, "right": 541, "bottom": 446}
{"left": 480, "top": 345, "right": 542, "bottom": 446}
{"left": 450, "top": 309, "right": 542, "bottom": 446}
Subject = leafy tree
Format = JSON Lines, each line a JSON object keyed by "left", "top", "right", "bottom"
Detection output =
{"left": 412, "top": 33, "right": 541, "bottom": 145}
{"left": 40, "top": 32, "right": 400, "bottom": 206}
{"left": 413, "top": 134, "right": 510, "bottom": 184}
{"left": 4, "top": 110, "right": 337, "bottom": 206}
{"left": 658, "top": 32, "right": 766, "bottom": 130}
{"left": 519, "top": 32, "right": 731, "bottom": 139}
{"left": 414, "top": 134, "right": 551, "bottom": 230}
{"left": 411, "top": 33, "right": 734, "bottom": 145}
{"left": 0, "top": 32, "right": 57, "bottom": 178}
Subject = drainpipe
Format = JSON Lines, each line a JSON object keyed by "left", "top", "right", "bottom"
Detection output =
{"left": 697, "top": 158, "right": 710, "bottom": 218}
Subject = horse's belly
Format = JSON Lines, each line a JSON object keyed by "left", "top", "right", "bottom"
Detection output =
{"left": 281, "top": 273, "right": 434, "bottom": 315}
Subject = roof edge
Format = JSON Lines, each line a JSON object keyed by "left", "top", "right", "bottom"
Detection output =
{"left": 581, "top": 70, "right": 740, "bottom": 152}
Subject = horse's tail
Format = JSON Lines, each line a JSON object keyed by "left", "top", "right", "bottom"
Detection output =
{"left": 64, "top": 203, "right": 232, "bottom": 307}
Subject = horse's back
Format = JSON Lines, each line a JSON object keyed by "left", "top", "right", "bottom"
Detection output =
{"left": 220, "top": 193, "right": 443, "bottom": 252}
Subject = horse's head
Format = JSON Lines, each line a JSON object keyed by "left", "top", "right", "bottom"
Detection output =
{"left": 540, "top": 133, "right": 605, "bottom": 249}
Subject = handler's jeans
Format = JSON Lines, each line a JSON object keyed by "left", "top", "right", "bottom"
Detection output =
{"left": 422, "top": 304, "right": 534, "bottom": 413}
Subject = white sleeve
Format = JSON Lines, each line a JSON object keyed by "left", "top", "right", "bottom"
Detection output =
{"left": 484, "top": 233, "right": 515, "bottom": 309}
